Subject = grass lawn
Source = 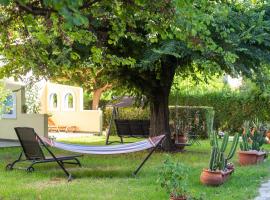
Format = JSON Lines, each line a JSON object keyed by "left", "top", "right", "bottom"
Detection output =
{"left": 0, "top": 135, "right": 270, "bottom": 200}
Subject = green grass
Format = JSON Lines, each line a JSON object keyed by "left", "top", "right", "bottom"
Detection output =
{"left": 0, "top": 136, "right": 270, "bottom": 200}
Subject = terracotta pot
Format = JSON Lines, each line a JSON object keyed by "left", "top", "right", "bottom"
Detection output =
{"left": 174, "top": 134, "right": 187, "bottom": 143}
{"left": 200, "top": 169, "right": 224, "bottom": 186}
{"left": 170, "top": 195, "right": 187, "bottom": 200}
{"left": 174, "top": 134, "right": 187, "bottom": 151}
{"left": 238, "top": 151, "right": 266, "bottom": 166}
{"left": 222, "top": 168, "right": 234, "bottom": 182}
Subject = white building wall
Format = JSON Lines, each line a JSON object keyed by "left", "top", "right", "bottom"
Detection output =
{"left": 0, "top": 81, "right": 48, "bottom": 140}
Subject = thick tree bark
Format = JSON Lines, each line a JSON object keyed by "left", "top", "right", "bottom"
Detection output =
{"left": 92, "top": 88, "right": 103, "bottom": 110}
{"left": 149, "top": 59, "right": 177, "bottom": 151}
{"left": 150, "top": 87, "right": 175, "bottom": 151}
{"left": 92, "top": 83, "right": 112, "bottom": 110}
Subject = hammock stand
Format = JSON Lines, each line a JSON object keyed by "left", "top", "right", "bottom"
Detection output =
{"left": 8, "top": 127, "right": 165, "bottom": 181}
{"left": 42, "top": 133, "right": 165, "bottom": 180}
{"left": 105, "top": 96, "right": 150, "bottom": 145}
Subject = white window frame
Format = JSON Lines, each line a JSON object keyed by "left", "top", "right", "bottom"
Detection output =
{"left": 48, "top": 92, "right": 59, "bottom": 111}
{"left": 62, "top": 92, "right": 75, "bottom": 111}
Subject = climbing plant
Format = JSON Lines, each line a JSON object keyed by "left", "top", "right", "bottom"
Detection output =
{"left": 0, "top": 83, "right": 10, "bottom": 117}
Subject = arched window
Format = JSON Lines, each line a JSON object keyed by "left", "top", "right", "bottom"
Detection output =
{"left": 49, "top": 93, "right": 58, "bottom": 109}
{"left": 64, "top": 93, "right": 74, "bottom": 110}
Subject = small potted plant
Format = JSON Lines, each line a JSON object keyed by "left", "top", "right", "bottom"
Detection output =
{"left": 158, "top": 156, "right": 189, "bottom": 200}
{"left": 238, "top": 120, "right": 267, "bottom": 166}
{"left": 200, "top": 132, "right": 239, "bottom": 186}
{"left": 173, "top": 119, "right": 188, "bottom": 151}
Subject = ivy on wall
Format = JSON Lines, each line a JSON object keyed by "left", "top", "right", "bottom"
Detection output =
{"left": 0, "top": 83, "right": 10, "bottom": 117}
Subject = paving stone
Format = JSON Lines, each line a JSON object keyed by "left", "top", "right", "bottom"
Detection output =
{"left": 0, "top": 140, "right": 20, "bottom": 148}
{"left": 255, "top": 180, "right": 270, "bottom": 200}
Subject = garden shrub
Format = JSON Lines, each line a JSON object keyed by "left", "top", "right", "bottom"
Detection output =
{"left": 24, "top": 84, "right": 41, "bottom": 113}
{"left": 103, "top": 106, "right": 214, "bottom": 138}
{"left": 103, "top": 107, "right": 149, "bottom": 135}
{"left": 84, "top": 98, "right": 110, "bottom": 110}
{"left": 0, "top": 83, "right": 9, "bottom": 116}
{"left": 169, "top": 106, "right": 214, "bottom": 138}
{"left": 170, "top": 89, "right": 270, "bottom": 132}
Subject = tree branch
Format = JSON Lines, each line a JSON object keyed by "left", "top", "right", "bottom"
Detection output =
{"left": 79, "top": 0, "right": 100, "bottom": 9}
{"left": 15, "top": 0, "right": 55, "bottom": 16}
{"left": 95, "top": 68, "right": 104, "bottom": 78}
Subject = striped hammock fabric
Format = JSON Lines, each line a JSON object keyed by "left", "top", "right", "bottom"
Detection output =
{"left": 40, "top": 135, "right": 165, "bottom": 155}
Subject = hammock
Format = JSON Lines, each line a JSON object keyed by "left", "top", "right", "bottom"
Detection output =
{"left": 39, "top": 134, "right": 165, "bottom": 178}
{"left": 11, "top": 127, "right": 166, "bottom": 181}
{"left": 40, "top": 135, "right": 165, "bottom": 155}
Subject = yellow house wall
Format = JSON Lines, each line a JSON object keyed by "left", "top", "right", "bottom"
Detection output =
{"left": 50, "top": 110, "right": 102, "bottom": 133}
{"left": 42, "top": 82, "right": 83, "bottom": 113}
{"left": 39, "top": 84, "right": 48, "bottom": 114}
{"left": 0, "top": 82, "right": 48, "bottom": 140}
{"left": 0, "top": 114, "right": 48, "bottom": 140}
{"left": 40, "top": 82, "right": 102, "bottom": 133}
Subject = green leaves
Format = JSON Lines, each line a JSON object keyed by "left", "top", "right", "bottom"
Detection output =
{"left": 1, "top": 0, "right": 270, "bottom": 123}
{"left": 43, "top": 0, "right": 88, "bottom": 27}
{"left": 224, "top": 52, "right": 238, "bottom": 64}
{"left": 91, "top": 47, "right": 103, "bottom": 64}
{"left": 158, "top": 155, "right": 189, "bottom": 197}
{"left": 0, "top": 83, "right": 10, "bottom": 117}
{"left": 0, "top": 0, "right": 10, "bottom": 6}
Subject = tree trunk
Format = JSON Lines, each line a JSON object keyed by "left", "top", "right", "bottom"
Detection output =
{"left": 150, "top": 87, "right": 175, "bottom": 151}
{"left": 149, "top": 59, "right": 177, "bottom": 151}
{"left": 92, "top": 83, "right": 112, "bottom": 110}
{"left": 92, "top": 88, "right": 103, "bottom": 110}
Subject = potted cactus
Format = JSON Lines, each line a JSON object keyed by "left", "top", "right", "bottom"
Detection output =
{"left": 200, "top": 132, "right": 239, "bottom": 186}
{"left": 238, "top": 120, "right": 267, "bottom": 166}
{"left": 158, "top": 156, "right": 189, "bottom": 200}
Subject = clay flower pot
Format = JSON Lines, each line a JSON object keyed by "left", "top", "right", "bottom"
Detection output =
{"left": 200, "top": 169, "right": 224, "bottom": 186}
{"left": 238, "top": 150, "right": 266, "bottom": 166}
{"left": 222, "top": 168, "right": 234, "bottom": 182}
{"left": 200, "top": 168, "right": 234, "bottom": 186}
{"left": 174, "top": 134, "right": 187, "bottom": 151}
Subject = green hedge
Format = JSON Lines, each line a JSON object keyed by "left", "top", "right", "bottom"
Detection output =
{"left": 103, "top": 106, "right": 214, "bottom": 138}
{"left": 169, "top": 106, "right": 214, "bottom": 138}
{"left": 103, "top": 107, "right": 149, "bottom": 135}
{"left": 170, "top": 90, "right": 270, "bottom": 132}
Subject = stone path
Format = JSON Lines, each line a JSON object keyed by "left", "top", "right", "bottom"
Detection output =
{"left": 49, "top": 132, "right": 94, "bottom": 140}
{"left": 0, "top": 133, "right": 95, "bottom": 147}
{"left": 0, "top": 140, "right": 19, "bottom": 148}
{"left": 254, "top": 180, "right": 270, "bottom": 200}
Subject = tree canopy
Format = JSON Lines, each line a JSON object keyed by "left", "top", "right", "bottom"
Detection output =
{"left": 1, "top": 0, "right": 270, "bottom": 149}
